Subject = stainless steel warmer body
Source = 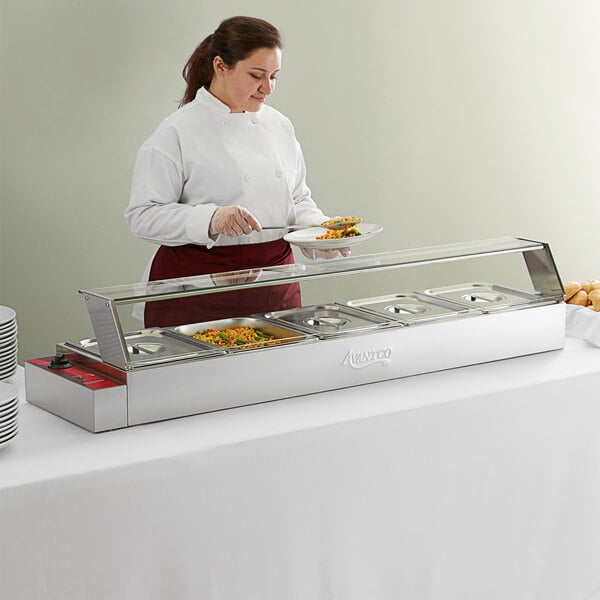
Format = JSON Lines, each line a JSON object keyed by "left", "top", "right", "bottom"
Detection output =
{"left": 24, "top": 237, "right": 567, "bottom": 432}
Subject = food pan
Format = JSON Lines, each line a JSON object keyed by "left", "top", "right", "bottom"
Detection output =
{"left": 263, "top": 303, "right": 390, "bottom": 338}
{"left": 170, "top": 317, "right": 308, "bottom": 351}
{"left": 76, "top": 329, "right": 225, "bottom": 365}
{"left": 346, "top": 293, "right": 471, "bottom": 324}
{"left": 422, "top": 282, "right": 539, "bottom": 312}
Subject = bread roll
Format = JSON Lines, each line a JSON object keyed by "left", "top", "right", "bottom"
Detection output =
{"left": 582, "top": 279, "right": 600, "bottom": 293}
{"left": 589, "top": 289, "right": 600, "bottom": 311}
{"left": 564, "top": 281, "right": 582, "bottom": 301}
{"left": 569, "top": 290, "right": 589, "bottom": 306}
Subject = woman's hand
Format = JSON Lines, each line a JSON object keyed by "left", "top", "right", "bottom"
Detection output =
{"left": 300, "top": 247, "right": 351, "bottom": 260}
{"left": 209, "top": 206, "right": 262, "bottom": 237}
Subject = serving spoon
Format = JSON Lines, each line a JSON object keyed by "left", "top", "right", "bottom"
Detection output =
{"left": 262, "top": 217, "right": 362, "bottom": 231}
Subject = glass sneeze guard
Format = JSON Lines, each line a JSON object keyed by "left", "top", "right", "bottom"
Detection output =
{"left": 78, "top": 237, "right": 564, "bottom": 370}
{"left": 82, "top": 237, "right": 562, "bottom": 303}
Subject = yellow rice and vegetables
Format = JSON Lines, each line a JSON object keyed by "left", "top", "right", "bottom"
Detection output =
{"left": 192, "top": 326, "right": 283, "bottom": 348}
{"left": 316, "top": 227, "right": 362, "bottom": 240}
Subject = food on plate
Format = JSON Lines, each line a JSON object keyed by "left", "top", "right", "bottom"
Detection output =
{"left": 192, "top": 326, "right": 283, "bottom": 348}
{"left": 564, "top": 279, "right": 600, "bottom": 311}
{"left": 316, "top": 227, "right": 362, "bottom": 240}
{"left": 321, "top": 216, "right": 362, "bottom": 228}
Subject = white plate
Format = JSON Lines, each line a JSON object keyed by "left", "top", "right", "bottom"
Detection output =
{"left": 0, "top": 394, "right": 18, "bottom": 409}
{"left": 0, "top": 417, "right": 17, "bottom": 434}
{"left": 0, "top": 428, "right": 18, "bottom": 448}
{"left": 284, "top": 223, "right": 383, "bottom": 250}
{"left": 0, "top": 306, "right": 16, "bottom": 327}
{"left": 0, "top": 331, "right": 17, "bottom": 343}
{"left": 0, "top": 421, "right": 17, "bottom": 436}
{"left": 0, "top": 421, "right": 18, "bottom": 438}
{"left": 0, "top": 418, "right": 18, "bottom": 432}
{"left": 0, "top": 397, "right": 18, "bottom": 414}
{"left": 0, "top": 414, "right": 18, "bottom": 430}
{"left": 0, "top": 322, "right": 16, "bottom": 335}
{"left": 0, "top": 381, "right": 18, "bottom": 407}
{"left": 0, "top": 406, "right": 17, "bottom": 421}
{"left": 0, "top": 362, "right": 17, "bottom": 375}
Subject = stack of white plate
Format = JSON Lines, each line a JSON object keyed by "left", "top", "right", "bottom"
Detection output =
{"left": 0, "top": 306, "right": 17, "bottom": 381}
{"left": 0, "top": 381, "right": 19, "bottom": 449}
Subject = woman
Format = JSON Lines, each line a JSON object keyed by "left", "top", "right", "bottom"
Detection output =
{"left": 125, "top": 16, "right": 343, "bottom": 327}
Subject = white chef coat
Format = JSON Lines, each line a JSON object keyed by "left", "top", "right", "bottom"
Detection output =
{"left": 125, "top": 87, "right": 328, "bottom": 249}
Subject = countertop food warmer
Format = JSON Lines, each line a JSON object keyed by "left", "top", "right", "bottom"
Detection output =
{"left": 25, "top": 237, "right": 566, "bottom": 432}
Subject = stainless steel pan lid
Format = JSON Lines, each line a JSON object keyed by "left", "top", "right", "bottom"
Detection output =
{"left": 347, "top": 293, "right": 471, "bottom": 323}
{"left": 77, "top": 329, "right": 225, "bottom": 364}
{"left": 263, "top": 303, "right": 391, "bottom": 337}
{"left": 422, "top": 282, "right": 540, "bottom": 312}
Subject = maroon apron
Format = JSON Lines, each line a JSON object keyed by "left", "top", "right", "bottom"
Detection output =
{"left": 144, "top": 239, "right": 301, "bottom": 327}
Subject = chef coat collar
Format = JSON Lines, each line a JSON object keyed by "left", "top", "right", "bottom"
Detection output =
{"left": 196, "top": 87, "right": 262, "bottom": 117}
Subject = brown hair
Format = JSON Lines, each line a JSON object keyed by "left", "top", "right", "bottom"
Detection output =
{"left": 180, "top": 16, "right": 282, "bottom": 106}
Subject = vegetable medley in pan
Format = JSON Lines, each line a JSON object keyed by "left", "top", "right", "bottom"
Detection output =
{"left": 192, "top": 326, "right": 283, "bottom": 348}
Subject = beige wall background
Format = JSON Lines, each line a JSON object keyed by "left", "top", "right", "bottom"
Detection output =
{"left": 1, "top": 0, "right": 599, "bottom": 362}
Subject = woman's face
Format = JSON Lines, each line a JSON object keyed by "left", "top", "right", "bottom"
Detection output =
{"left": 210, "top": 47, "right": 281, "bottom": 113}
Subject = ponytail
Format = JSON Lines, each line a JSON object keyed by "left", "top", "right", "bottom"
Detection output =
{"left": 180, "top": 16, "right": 282, "bottom": 107}
{"left": 180, "top": 34, "right": 214, "bottom": 106}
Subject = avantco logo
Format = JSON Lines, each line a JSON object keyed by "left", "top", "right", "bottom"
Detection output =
{"left": 341, "top": 346, "right": 392, "bottom": 369}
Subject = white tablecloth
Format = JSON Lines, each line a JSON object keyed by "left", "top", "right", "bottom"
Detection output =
{"left": 1, "top": 338, "right": 600, "bottom": 600}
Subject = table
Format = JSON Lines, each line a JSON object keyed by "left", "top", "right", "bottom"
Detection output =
{"left": 1, "top": 337, "right": 600, "bottom": 600}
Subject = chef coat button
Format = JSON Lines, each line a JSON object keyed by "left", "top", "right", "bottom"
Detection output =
{"left": 222, "top": 120, "right": 229, "bottom": 126}
{"left": 275, "top": 169, "right": 283, "bottom": 177}
{"left": 251, "top": 115, "right": 259, "bottom": 124}
{"left": 245, "top": 174, "right": 252, "bottom": 182}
